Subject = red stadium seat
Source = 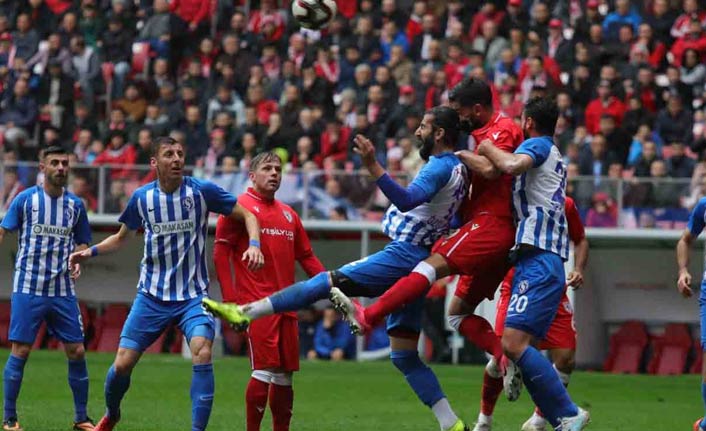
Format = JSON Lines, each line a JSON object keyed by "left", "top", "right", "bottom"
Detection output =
{"left": 648, "top": 323, "right": 692, "bottom": 375}
{"left": 0, "top": 302, "right": 11, "bottom": 347}
{"left": 144, "top": 329, "right": 169, "bottom": 354}
{"left": 130, "top": 42, "right": 152, "bottom": 79}
{"left": 91, "top": 304, "right": 129, "bottom": 352}
{"left": 603, "top": 320, "right": 649, "bottom": 374}
{"left": 170, "top": 329, "right": 184, "bottom": 354}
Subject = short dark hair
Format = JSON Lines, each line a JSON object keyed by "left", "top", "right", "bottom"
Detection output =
{"left": 42, "top": 145, "right": 68, "bottom": 159}
{"left": 249, "top": 151, "right": 282, "bottom": 173}
{"left": 448, "top": 78, "right": 492, "bottom": 108}
{"left": 150, "top": 136, "right": 180, "bottom": 156}
{"left": 427, "top": 105, "right": 460, "bottom": 147}
{"left": 524, "top": 97, "right": 559, "bottom": 136}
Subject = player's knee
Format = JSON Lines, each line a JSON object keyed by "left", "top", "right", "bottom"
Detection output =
{"left": 191, "top": 343, "right": 212, "bottom": 364}
{"left": 329, "top": 270, "right": 356, "bottom": 291}
{"left": 447, "top": 314, "right": 467, "bottom": 331}
{"left": 501, "top": 331, "right": 528, "bottom": 361}
{"left": 390, "top": 350, "right": 424, "bottom": 376}
{"left": 11, "top": 343, "right": 31, "bottom": 359}
{"left": 65, "top": 343, "right": 86, "bottom": 360}
{"left": 553, "top": 352, "right": 576, "bottom": 375}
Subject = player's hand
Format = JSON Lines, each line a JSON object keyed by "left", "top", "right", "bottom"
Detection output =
{"left": 567, "top": 270, "right": 584, "bottom": 289}
{"left": 455, "top": 150, "right": 473, "bottom": 166}
{"left": 678, "top": 269, "right": 693, "bottom": 298}
{"left": 353, "top": 134, "right": 377, "bottom": 168}
{"left": 242, "top": 245, "right": 265, "bottom": 271}
{"left": 70, "top": 263, "right": 81, "bottom": 280}
{"left": 68, "top": 248, "right": 92, "bottom": 273}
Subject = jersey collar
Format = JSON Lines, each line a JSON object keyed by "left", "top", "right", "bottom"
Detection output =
{"left": 246, "top": 187, "right": 275, "bottom": 203}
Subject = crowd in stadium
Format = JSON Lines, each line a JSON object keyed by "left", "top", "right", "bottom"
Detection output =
{"left": 3, "top": 0, "right": 706, "bottom": 225}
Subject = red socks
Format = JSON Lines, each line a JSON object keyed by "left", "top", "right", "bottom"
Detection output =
{"left": 458, "top": 315, "right": 503, "bottom": 360}
{"left": 246, "top": 377, "right": 269, "bottom": 431}
{"left": 480, "top": 369, "right": 504, "bottom": 416}
{"left": 269, "top": 384, "right": 294, "bottom": 431}
{"left": 365, "top": 272, "right": 431, "bottom": 326}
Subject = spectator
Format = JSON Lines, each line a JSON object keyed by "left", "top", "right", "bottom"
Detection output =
{"left": 585, "top": 80, "right": 626, "bottom": 135}
{"left": 671, "top": 0, "right": 706, "bottom": 40}
{"left": 666, "top": 142, "right": 696, "bottom": 178}
{"left": 308, "top": 308, "right": 355, "bottom": 361}
{"left": 647, "top": 159, "right": 682, "bottom": 207}
{"left": 646, "top": 0, "right": 677, "bottom": 44}
{"left": 472, "top": 20, "right": 508, "bottom": 71}
{"left": 579, "top": 134, "right": 618, "bottom": 177}
{"left": 599, "top": 115, "right": 632, "bottom": 165}
{"left": 669, "top": 17, "right": 706, "bottom": 68}
{"left": 636, "top": 23, "right": 667, "bottom": 71}
{"left": 69, "top": 35, "right": 99, "bottom": 110}
{"left": 12, "top": 13, "right": 39, "bottom": 61}
{"left": 93, "top": 130, "right": 137, "bottom": 180}
{"left": 247, "top": 83, "right": 278, "bottom": 126}
{"left": 680, "top": 48, "right": 706, "bottom": 96}
{"left": 114, "top": 83, "right": 147, "bottom": 124}
{"left": 206, "top": 84, "right": 246, "bottom": 129}
{"left": 38, "top": 59, "right": 74, "bottom": 130}
{"left": 399, "top": 135, "right": 423, "bottom": 177}
{"left": 143, "top": 103, "right": 169, "bottom": 137}
{"left": 655, "top": 94, "right": 693, "bottom": 146}
{"left": 100, "top": 17, "right": 131, "bottom": 98}
{"left": 586, "top": 192, "right": 619, "bottom": 227}
{"left": 469, "top": 1, "right": 505, "bottom": 41}
{"left": 25, "top": 32, "right": 71, "bottom": 75}
{"left": 301, "top": 65, "right": 333, "bottom": 114}
{"left": 70, "top": 175, "right": 97, "bottom": 212}
{"left": 1, "top": 168, "right": 24, "bottom": 211}
{"left": 139, "top": 0, "right": 171, "bottom": 58}
{"left": 0, "top": 78, "right": 37, "bottom": 143}
{"left": 73, "top": 128, "right": 93, "bottom": 162}
{"left": 633, "top": 140, "right": 661, "bottom": 177}
{"left": 602, "top": 0, "right": 641, "bottom": 40}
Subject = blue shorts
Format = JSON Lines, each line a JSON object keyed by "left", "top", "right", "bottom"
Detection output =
{"left": 9, "top": 293, "right": 84, "bottom": 344}
{"left": 339, "top": 241, "right": 430, "bottom": 334}
{"left": 699, "top": 283, "right": 706, "bottom": 350}
{"left": 120, "top": 292, "right": 215, "bottom": 352}
{"left": 504, "top": 249, "right": 566, "bottom": 340}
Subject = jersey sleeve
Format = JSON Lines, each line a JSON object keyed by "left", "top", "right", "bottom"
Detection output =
{"left": 215, "top": 214, "right": 242, "bottom": 245}
{"left": 688, "top": 199, "right": 706, "bottom": 237}
{"left": 199, "top": 180, "right": 237, "bottom": 215}
{"left": 118, "top": 193, "right": 143, "bottom": 230}
{"left": 491, "top": 127, "right": 519, "bottom": 152}
{"left": 565, "top": 198, "right": 586, "bottom": 244}
{"left": 0, "top": 193, "right": 25, "bottom": 231}
{"left": 515, "top": 137, "right": 552, "bottom": 167}
{"left": 73, "top": 201, "right": 92, "bottom": 245}
{"left": 410, "top": 156, "right": 452, "bottom": 198}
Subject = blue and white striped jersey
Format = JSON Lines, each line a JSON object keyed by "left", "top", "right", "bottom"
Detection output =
{"left": 1, "top": 186, "right": 91, "bottom": 297}
{"left": 382, "top": 153, "right": 468, "bottom": 247}
{"left": 119, "top": 177, "right": 237, "bottom": 301}
{"left": 512, "top": 136, "right": 569, "bottom": 260}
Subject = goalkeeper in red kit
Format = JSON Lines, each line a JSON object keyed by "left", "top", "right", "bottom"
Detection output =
{"left": 213, "top": 152, "right": 325, "bottom": 431}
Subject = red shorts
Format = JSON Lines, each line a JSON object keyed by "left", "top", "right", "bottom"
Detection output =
{"left": 433, "top": 215, "right": 515, "bottom": 306}
{"left": 247, "top": 314, "right": 300, "bottom": 372}
{"left": 496, "top": 268, "right": 577, "bottom": 350}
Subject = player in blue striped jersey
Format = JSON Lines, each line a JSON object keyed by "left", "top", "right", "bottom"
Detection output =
{"left": 0, "top": 146, "right": 95, "bottom": 431}
{"left": 69, "top": 137, "right": 264, "bottom": 431}
{"left": 478, "top": 98, "right": 590, "bottom": 431}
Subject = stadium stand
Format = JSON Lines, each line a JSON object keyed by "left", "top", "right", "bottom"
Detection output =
{"left": 647, "top": 322, "right": 692, "bottom": 375}
{"left": 603, "top": 320, "right": 650, "bottom": 374}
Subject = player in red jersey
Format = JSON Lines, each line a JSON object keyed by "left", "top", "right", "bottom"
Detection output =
{"left": 333, "top": 78, "right": 523, "bottom": 380}
{"left": 470, "top": 196, "right": 589, "bottom": 431}
{"left": 212, "top": 152, "right": 325, "bottom": 431}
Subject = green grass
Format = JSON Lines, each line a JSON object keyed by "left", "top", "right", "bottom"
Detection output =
{"left": 6, "top": 349, "right": 703, "bottom": 430}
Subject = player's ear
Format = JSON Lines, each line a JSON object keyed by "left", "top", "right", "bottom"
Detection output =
{"left": 150, "top": 156, "right": 157, "bottom": 169}
{"left": 435, "top": 126, "right": 445, "bottom": 141}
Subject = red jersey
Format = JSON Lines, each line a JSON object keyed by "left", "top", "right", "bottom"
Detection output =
{"left": 214, "top": 188, "right": 325, "bottom": 316}
{"left": 463, "top": 112, "right": 524, "bottom": 220}
{"left": 565, "top": 196, "right": 585, "bottom": 244}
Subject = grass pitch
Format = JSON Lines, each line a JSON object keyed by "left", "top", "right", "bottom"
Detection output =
{"left": 7, "top": 349, "right": 701, "bottom": 430}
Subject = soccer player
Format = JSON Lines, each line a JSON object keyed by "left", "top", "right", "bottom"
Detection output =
{"left": 0, "top": 146, "right": 95, "bottom": 431}
{"left": 477, "top": 97, "right": 590, "bottom": 430}
{"left": 69, "top": 136, "right": 264, "bottom": 431}
{"left": 677, "top": 196, "right": 706, "bottom": 431}
{"left": 212, "top": 151, "right": 325, "bottom": 431}
{"left": 472, "top": 196, "right": 589, "bottom": 431}
{"left": 205, "top": 106, "right": 472, "bottom": 431}
{"left": 331, "top": 78, "right": 523, "bottom": 385}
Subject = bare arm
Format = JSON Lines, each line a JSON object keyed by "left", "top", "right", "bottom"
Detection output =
{"left": 567, "top": 237, "right": 589, "bottom": 289}
{"left": 677, "top": 229, "right": 695, "bottom": 297}
{"left": 228, "top": 203, "right": 264, "bottom": 270}
{"left": 0, "top": 227, "right": 5, "bottom": 245}
{"left": 478, "top": 140, "right": 534, "bottom": 176}
{"left": 455, "top": 149, "right": 502, "bottom": 179}
{"left": 68, "top": 223, "right": 135, "bottom": 270}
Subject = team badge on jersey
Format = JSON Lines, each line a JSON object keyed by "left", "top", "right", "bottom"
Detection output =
{"left": 518, "top": 279, "right": 529, "bottom": 294}
{"left": 283, "top": 210, "right": 293, "bottom": 223}
{"left": 64, "top": 207, "right": 74, "bottom": 224}
{"left": 183, "top": 196, "right": 194, "bottom": 211}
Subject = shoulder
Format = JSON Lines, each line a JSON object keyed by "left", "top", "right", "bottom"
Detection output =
{"left": 65, "top": 192, "right": 87, "bottom": 210}
{"left": 696, "top": 197, "right": 706, "bottom": 213}
{"left": 14, "top": 186, "right": 37, "bottom": 203}
{"left": 131, "top": 182, "right": 155, "bottom": 200}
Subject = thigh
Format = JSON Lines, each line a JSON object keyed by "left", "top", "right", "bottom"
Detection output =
{"left": 278, "top": 316, "right": 300, "bottom": 372}
{"left": 176, "top": 296, "right": 216, "bottom": 343}
{"left": 120, "top": 293, "right": 173, "bottom": 353}
{"left": 338, "top": 242, "right": 429, "bottom": 297}
{"left": 539, "top": 290, "right": 577, "bottom": 350}
{"left": 248, "top": 315, "right": 283, "bottom": 370}
{"left": 9, "top": 293, "right": 47, "bottom": 345}
{"left": 46, "top": 295, "right": 85, "bottom": 344}
{"left": 504, "top": 252, "right": 566, "bottom": 340}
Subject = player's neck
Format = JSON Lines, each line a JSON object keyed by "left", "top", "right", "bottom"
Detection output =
{"left": 252, "top": 186, "right": 275, "bottom": 201}
{"left": 158, "top": 177, "right": 183, "bottom": 194}
{"left": 42, "top": 182, "right": 63, "bottom": 198}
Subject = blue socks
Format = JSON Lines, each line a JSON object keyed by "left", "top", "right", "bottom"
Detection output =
{"left": 191, "top": 363, "right": 214, "bottom": 431}
{"left": 516, "top": 346, "right": 578, "bottom": 428}
{"left": 269, "top": 272, "right": 330, "bottom": 313}
{"left": 390, "top": 350, "right": 445, "bottom": 408}
{"left": 700, "top": 381, "right": 706, "bottom": 429}
{"left": 68, "top": 359, "right": 89, "bottom": 423}
{"left": 3, "top": 355, "right": 26, "bottom": 421}
{"left": 104, "top": 365, "right": 131, "bottom": 420}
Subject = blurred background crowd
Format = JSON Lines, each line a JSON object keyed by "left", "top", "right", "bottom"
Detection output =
{"left": 2, "top": 0, "right": 706, "bottom": 226}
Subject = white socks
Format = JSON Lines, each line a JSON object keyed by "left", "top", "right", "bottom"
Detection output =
{"left": 244, "top": 298, "right": 274, "bottom": 319}
{"left": 477, "top": 412, "right": 492, "bottom": 425}
{"left": 431, "top": 398, "right": 458, "bottom": 430}
{"left": 413, "top": 261, "right": 437, "bottom": 284}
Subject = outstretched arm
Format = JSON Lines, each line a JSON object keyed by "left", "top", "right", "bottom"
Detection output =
{"left": 353, "top": 134, "right": 432, "bottom": 212}
{"left": 68, "top": 223, "right": 135, "bottom": 272}
{"left": 478, "top": 140, "right": 534, "bottom": 176}
{"left": 455, "top": 147, "right": 501, "bottom": 179}
{"left": 677, "top": 229, "right": 694, "bottom": 298}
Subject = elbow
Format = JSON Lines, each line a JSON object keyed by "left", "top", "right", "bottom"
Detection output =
{"left": 479, "top": 164, "right": 501, "bottom": 179}
{"left": 503, "top": 162, "right": 524, "bottom": 176}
